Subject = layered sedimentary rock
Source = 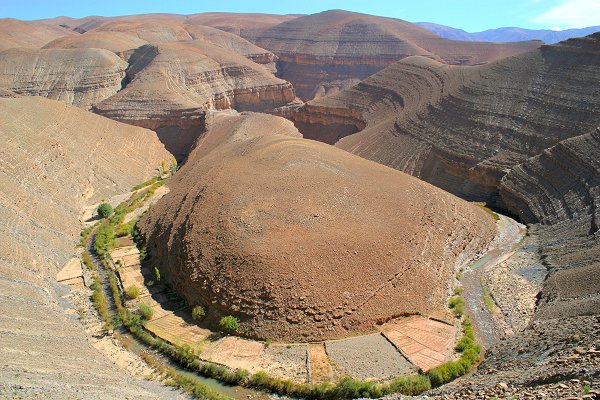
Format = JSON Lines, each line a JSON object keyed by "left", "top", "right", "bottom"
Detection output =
{"left": 138, "top": 112, "right": 496, "bottom": 341}
{"left": 295, "top": 33, "right": 600, "bottom": 393}
{"left": 0, "top": 47, "right": 128, "bottom": 109}
{"left": 85, "top": 16, "right": 280, "bottom": 68}
{"left": 0, "top": 97, "right": 177, "bottom": 399}
{"left": 295, "top": 33, "right": 600, "bottom": 204}
{"left": 184, "top": 12, "right": 303, "bottom": 36}
{"left": 94, "top": 41, "right": 296, "bottom": 158}
{"left": 43, "top": 31, "right": 149, "bottom": 54}
{"left": 0, "top": 18, "right": 76, "bottom": 51}
{"left": 242, "top": 10, "right": 541, "bottom": 99}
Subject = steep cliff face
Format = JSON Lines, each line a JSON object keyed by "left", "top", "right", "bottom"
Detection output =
{"left": 295, "top": 34, "right": 600, "bottom": 204}
{"left": 501, "top": 129, "right": 600, "bottom": 226}
{"left": 93, "top": 41, "right": 296, "bottom": 158}
{"left": 242, "top": 10, "right": 541, "bottom": 100}
{"left": 0, "top": 47, "right": 128, "bottom": 109}
{"left": 0, "top": 97, "right": 177, "bottom": 399}
{"left": 138, "top": 112, "right": 496, "bottom": 341}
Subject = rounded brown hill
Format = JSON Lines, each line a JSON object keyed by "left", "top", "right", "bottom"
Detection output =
{"left": 139, "top": 112, "right": 496, "bottom": 341}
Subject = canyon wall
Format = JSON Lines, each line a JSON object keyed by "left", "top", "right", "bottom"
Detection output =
{"left": 295, "top": 33, "right": 600, "bottom": 206}
{"left": 0, "top": 47, "right": 128, "bottom": 109}
{"left": 242, "top": 10, "right": 541, "bottom": 100}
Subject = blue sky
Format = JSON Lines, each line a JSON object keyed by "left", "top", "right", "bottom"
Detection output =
{"left": 3, "top": 0, "right": 600, "bottom": 31}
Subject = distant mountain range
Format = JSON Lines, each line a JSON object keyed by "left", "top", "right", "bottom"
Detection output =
{"left": 417, "top": 22, "right": 600, "bottom": 44}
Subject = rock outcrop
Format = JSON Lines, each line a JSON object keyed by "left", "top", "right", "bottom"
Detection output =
{"left": 0, "top": 47, "right": 128, "bottom": 109}
{"left": 295, "top": 33, "right": 600, "bottom": 206}
{"left": 138, "top": 112, "right": 496, "bottom": 341}
{"left": 94, "top": 41, "right": 296, "bottom": 159}
{"left": 241, "top": 10, "right": 541, "bottom": 99}
{"left": 0, "top": 97, "right": 177, "bottom": 399}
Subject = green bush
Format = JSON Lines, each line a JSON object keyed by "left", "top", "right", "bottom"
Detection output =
{"left": 138, "top": 302, "right": 154, "bottom": 320}
{"left": 97, "top": 203, "right": 113, "bottom": 218}
{"left": 192, "top": 305, "right": 206, "bottom": 321}
{"left": 125, "top": 285, "right": 140, "bottom": 299}
{"left": 428, "top": 317, "right": 481, "bottom": 387}
{"left": 219, "top": 315, "right": 239, "bottom": 332}
{"left": 154, "top": 266, "right": 161, "bottom": 282}
{"left": 448, "top": 295, "right": 465, "bottom": 317}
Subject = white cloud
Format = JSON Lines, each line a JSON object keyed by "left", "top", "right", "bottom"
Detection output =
{"left": 534, "top": 0, "right": 600, "bottom": 28}
{"left": 550, "top": 26, "right": 564, "bottom": 31}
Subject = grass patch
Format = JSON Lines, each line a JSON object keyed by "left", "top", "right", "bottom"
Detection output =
{"left": 132, "top": 177, "right": 158, "bottom": 191}
{"left": 90, "top": 275, "right": 112, "bottom": 330}
{"left": 474, "top": 203, "right": 500, "bottom": 221}
{"left": 82, "top": 251, "right": 95, "bottom": 271}
{"left": 481, "top": 283, "right": 498, "bottom": 314}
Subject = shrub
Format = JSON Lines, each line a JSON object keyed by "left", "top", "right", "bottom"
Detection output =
{"left": 454, "top": 286, "right": 463, "bottom": 295}
{"left": 82, "top": 251, "right": 95, "bottom": 270}
{"left": 138, "top": 302, "right": 154, "bottom": 320}
{"left": 448, "top": 295, "right": 465, "bottom": 317}
{"left": 97, "top": 203, "right": 113, "bottom": 218}
{"left": 192, "top": 305, "right": 206, "bottom": 321}
{"left": 125, "top": 285, "right": 140, "bottom": 299}
{"left": 219, "top": 315, "right": 239, "bottom": 332}
{"left": 154, "top": 266, "right": 161, "bottom": 282}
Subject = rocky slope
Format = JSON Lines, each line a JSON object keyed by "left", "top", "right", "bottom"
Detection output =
{"left": 295, "top": 33, "right": 600, "bottom": 206}
{"left": 0, "top": 18, "right": 77, "bottom": 51}
{"left": 241, "top": 10, "right": 541, "bottom": 99}
{"left": 138, "top": 111, "right": 496, "bottom": 341}
{"left": 0, "top": 97, "right": 179, "bottom": 399}
{"left": 43, "top": 31, "right": 149, "bottom": 54}
{"left": 93, "top": 41, "right": 296, "bottom": 159}
{"left": 294, "top": 32, "right": 600, "bottom": 395}
{"left": 0, "top": 47, "right": 128, "bottom": 109}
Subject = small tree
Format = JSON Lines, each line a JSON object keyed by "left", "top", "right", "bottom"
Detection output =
{"left": 192, "top": 305, "right": 206, "bottom": 321}
{"left": 97, "top": 203, "right": 113, "bottom": 218}
{"left": 154, "top": 266, "right": 161, "bottom": 282}
{"left": 219, "top": 316, "right": 239, "bottom": 332}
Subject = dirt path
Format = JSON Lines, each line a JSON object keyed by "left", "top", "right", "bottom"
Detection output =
{"left": 462, "top": 214, "right": 525, "bottom": 348}
{"left": 308, "top": 343, "right": 333, "bottom": 383}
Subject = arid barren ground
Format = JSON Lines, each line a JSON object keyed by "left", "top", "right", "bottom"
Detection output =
{"left": 0, "top": 6, "right": 598, "bottom": 400}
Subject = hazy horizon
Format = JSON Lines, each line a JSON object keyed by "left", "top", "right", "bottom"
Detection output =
{"left": 3, "top": 0, "right": 600, "bottom": 32}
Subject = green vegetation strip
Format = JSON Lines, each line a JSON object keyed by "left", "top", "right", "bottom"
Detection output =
{"left": 481, "top": 282, "right": 498, "bottom": 314}
{"left": 83, "top": 177, "right": 483, "bottom": 399}
{"left": 474, "top": 203, "right": 500, "bottom": 221}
